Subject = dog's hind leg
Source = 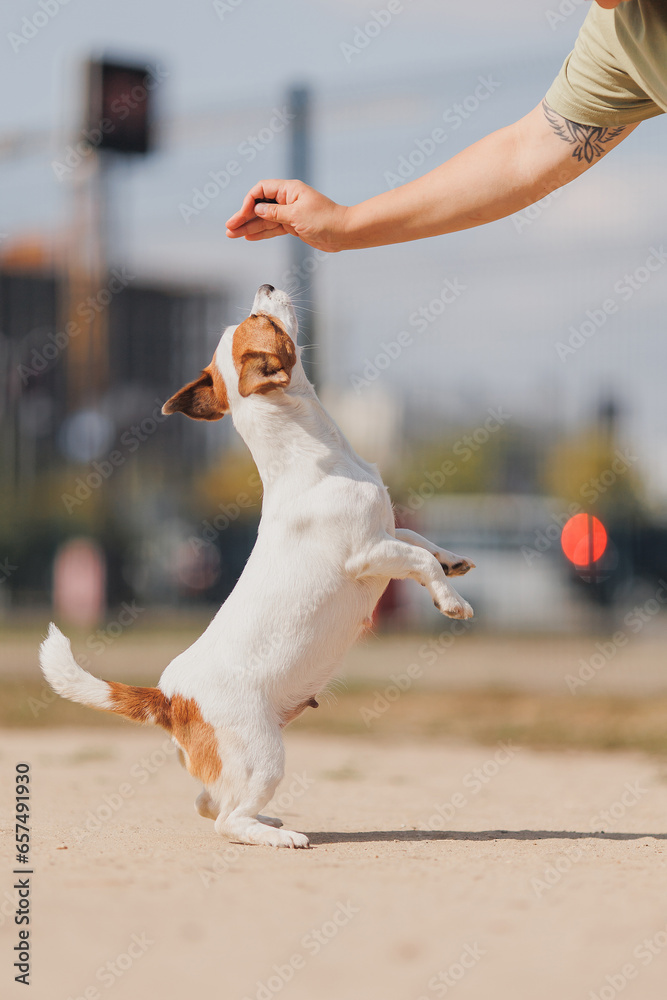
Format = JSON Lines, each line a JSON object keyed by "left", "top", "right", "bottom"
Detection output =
{"left": 212, "top": 728, "right": 309, "bottom": 848}
{"left": 194, "top": 788, "right": 282, "bottom": 828}
{"left": 195, "top": 789, "right": 219, "bottom": 820}
{"left": 394, "top": 528, "right": 475, "bottom": 577}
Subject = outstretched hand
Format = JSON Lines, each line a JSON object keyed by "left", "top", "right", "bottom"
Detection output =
{"left": 225, "top": 179, "right": 349, "bottom": 253}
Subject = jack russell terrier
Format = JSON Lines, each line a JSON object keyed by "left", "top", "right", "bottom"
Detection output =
{"left": 40, "top": 284, "right": 474, "bottom": 848}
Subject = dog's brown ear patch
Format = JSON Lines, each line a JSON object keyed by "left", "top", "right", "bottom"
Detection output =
{"left": 162, "top": 364, "right": 229, "bottom": 421}
{"left": 233, "top": 314, "right": 296, "bottom": 397}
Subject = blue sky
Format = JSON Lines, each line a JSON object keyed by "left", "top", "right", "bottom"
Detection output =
{"left": 2, "top": 0, "right": 666, "bottom": 498}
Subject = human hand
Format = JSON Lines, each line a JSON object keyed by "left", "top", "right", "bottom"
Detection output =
{"left": 225, "top": 179, "right": 349, "bottom": 252}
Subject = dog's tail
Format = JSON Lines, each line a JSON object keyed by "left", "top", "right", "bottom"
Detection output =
{"left": 39, "top": 623, "right": 172, "bottom": 729}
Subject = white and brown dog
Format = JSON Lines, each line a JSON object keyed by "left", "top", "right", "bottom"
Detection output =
{"left": 40, "top": 284, "right": 474, "bottom": 848}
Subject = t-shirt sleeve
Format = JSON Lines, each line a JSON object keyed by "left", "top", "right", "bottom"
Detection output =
{"left": 545, "top": 5, "right": 664, "bottom": 126}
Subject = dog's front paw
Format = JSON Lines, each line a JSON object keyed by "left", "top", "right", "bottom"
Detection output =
{"left": 434, "top": 595, "right": 474, "bottom": 620}
{"left": 441, "top": 556, "right": 475, "bottom": 577}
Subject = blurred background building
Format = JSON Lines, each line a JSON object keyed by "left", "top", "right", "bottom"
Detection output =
{"left": 1, "top": 0, "right": 666, "bottom": 634}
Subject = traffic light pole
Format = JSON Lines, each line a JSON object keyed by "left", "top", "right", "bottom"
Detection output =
{"left": 287, "top": 86, "right": 318, "bottom": 392}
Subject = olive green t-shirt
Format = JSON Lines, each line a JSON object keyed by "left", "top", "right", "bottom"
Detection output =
{"left": 545, "top": 0, "right": 667, "bottom": 126}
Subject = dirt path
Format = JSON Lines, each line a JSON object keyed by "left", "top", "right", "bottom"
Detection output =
{"left": 4, "top": 629, "right": 667, "bottom": 695}
{"left": 2, "top": 728, "right": 666, "bottom": 1000}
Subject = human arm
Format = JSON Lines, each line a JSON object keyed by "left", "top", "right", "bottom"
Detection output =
{"left": 225, "top": 100, "right": 639, "bottom": 252}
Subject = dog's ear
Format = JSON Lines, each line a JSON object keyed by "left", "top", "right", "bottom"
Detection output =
{"left": 162, "top": 367, "right": 229, "bottom": 421}
{"left": 233, "top": 315, "right": 297, "bottom": 398}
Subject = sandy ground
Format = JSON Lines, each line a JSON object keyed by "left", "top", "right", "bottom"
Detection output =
{"left": 1, "top": 727, "right": 667, "bottom": 1000}
{"left": 4, "top": 629, "right": 667, "bottom": 695}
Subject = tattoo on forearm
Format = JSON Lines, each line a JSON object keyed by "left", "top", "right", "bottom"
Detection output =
{"left": 542, "top": 100, "right": 626, "bottom": 164}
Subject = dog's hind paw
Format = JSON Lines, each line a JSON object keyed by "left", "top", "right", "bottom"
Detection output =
{"left": 217, "top": 816, "right": 310, "bottom": 848}
{"left": 195, "top": 790, "right": 219, "bottom": 820}
{"left": 247, "top": 826, "right": 310, "bottom": 849}
{"left": 273, "top": 829, "right": 310, "bottom": 849}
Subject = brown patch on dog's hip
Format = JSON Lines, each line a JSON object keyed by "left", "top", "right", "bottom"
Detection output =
{"left": 106, "top": 681, "right": 221, "bottom": 785}
{"left": 170, "top": 695, "right": 222, "bottom": 784}
{"left": 106, "top": 681, "right": 172, "bottom": 728}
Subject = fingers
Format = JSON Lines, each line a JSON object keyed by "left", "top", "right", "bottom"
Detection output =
{"left": 225, "top": 179, "right": 288, "bottom": 231}
{"left": 225, "top": 193, "right": 257, "bottom": 232}
{"left": 225, "top": 218, "right": 285, "bottom": 239}
{"left": 226, "top": 187, "right": 296, "bottom": 240}
{"left": 242, "top": 226, "right": 288, "bottom": 242}
{"left": 239, "top": 217, "right": 285, "bottom": 236}
{"left": 225, "top": 177, "right": 338, "bottom": 248}
{"left": 253, "top": 201, "right": 293, "bottom": 225}
{"left": 250, "top": 178, "right": 288, "bottom": 203}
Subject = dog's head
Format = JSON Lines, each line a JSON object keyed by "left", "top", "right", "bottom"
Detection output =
{"left": 162, "top": 284, "right": 298, "bottom": 421}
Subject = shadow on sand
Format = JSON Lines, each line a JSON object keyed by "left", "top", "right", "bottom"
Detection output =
{"left": 305, "top": 828, "right": 667, "bottom": 845}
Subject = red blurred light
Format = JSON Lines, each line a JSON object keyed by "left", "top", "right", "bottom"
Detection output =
{"left": 561, "top": 513, "right": 608, "bottom": 565}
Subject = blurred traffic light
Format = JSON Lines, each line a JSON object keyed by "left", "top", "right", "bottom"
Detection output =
{"left": 85, "top": 58, "right": 156, "bottom": 155}
{"left": 561, "top": 513, "right": 613, "bottom": 587}
{"left": 561, "top": 513, "right": 608, "bottom": 567}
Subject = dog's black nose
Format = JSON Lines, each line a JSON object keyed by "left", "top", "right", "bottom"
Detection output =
{"left": 259, "top": 283, "right": 275, "bottom": 294}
